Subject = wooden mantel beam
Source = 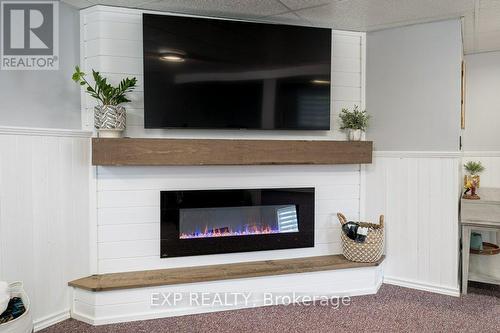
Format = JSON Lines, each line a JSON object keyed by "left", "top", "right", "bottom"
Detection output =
{"left": 91, "top": 138, "right": 373, "bottom": 166}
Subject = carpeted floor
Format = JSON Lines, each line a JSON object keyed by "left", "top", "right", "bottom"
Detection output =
{"left": 41, "top": 283, "right": 499, "bottom": 333}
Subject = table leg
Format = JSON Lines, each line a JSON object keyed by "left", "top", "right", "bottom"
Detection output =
{"left": 462, "top": 226, "right": 471, "bottom": 295}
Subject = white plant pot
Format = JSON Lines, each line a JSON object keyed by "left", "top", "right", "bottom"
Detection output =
{"left": 94, "top": 105, "right": 126, "bottom": 138}
{"left": 97, "top": 129, "right": 125, "bottom": 138}
{"left": 348, "top": 129, "right": 363, "bottom": 141}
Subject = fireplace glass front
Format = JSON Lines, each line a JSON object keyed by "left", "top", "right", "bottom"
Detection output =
{"left": 160, "top": 188, "right": 314, "bottom": 257}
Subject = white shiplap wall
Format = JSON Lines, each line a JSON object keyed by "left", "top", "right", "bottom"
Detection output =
{"left": 80, "top": 5, "right": 364, "bottom": 141}
{"left": 96, "top": 165, "right": 361, "bottom": 273}
{"left": 80, "top": 6, "right": 366, "bottom": 274}
{"left": 0, "top": 127, "right": 92, "bottom": 331}
{"left": 364, "top": 152, "right": 461, "bottom": 296}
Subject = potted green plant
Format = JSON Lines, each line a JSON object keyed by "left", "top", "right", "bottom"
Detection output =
{"left": 463, "top": 161, "right": 485, "bottom": 199}
{"left": 339, "top": 105, "right": 369, "bottom": 141}
{"left": 72, "top": 66, "right": 137, "bottom": 138}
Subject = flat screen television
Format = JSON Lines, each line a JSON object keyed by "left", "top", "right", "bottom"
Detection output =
{"left": 143, "top": 13, "right": 332, "bottom": 130}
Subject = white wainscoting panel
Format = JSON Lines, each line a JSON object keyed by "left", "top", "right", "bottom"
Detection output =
{"left": 80, "top": 6, "right": 365, "bottom": 141}
{"left": 96, "top": 164, "right": 361, "bottom": 273}
{"left": 364, "top": 152, "right": 461, "bottom": 296}
{"left": 0, "top": 127, "right": 92, "bottom": 331}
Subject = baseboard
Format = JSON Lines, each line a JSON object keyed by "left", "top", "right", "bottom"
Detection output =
{"left": 33, "top": 309, "right": 71, "bottom": 332}
{"left": 383, "top": 276, "right": 460, "bottom": 297}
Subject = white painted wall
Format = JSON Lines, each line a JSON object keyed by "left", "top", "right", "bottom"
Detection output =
{"left": 463, "top": 51, "right": 500, "bottom": 151}
{"left": 0, "top": 3, "right": 81, "bottom": 129}
{"left": 0, "top": 128, "right": 92, "bottom": 331}
{"left": 366, "top": 19, "right": 462, "bottom": 151}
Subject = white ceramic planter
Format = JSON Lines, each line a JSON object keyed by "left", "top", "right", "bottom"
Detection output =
{"left": 94, "top": 105, "right": 126, "bottom": 138}
{"left": 348, "top": 129, "right": 363, "bottom": 141}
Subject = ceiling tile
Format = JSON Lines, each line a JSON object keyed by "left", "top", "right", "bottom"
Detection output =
{"left": 278, "top": 0, "right": 333, "bottom": 10}
{"left": 140, "top": 0, "right": 289, "bottom": 18}
{"left": 474, "top": 31, "right": 500, "bottom": 53}
{"left": 476, "top": 7, "right": 500, "bottom": 32}
{"left": 62, "top": 0, "right": 93, "bottom": 8}
{"left": 463, "top": 33, "right": 475, "bottom": 54}
{"left": 86, "top": 0, "right": 160, "bottom": 8}
{"left": 261, "top": 11, "right": 309, "bottom": 26}
{"left": 479, "top": 0, "right": 500, "bottom": 9}
{"left": 293, "top": 0, "right": 475, "bottom": 30}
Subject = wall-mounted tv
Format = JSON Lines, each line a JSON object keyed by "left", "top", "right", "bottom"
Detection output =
{"left": 143, "top": 13, "right": 332, "bottom": 130}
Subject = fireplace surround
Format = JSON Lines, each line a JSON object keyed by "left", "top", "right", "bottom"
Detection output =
{"left": 160, "top": 188, "right": 315, "bottom": 257}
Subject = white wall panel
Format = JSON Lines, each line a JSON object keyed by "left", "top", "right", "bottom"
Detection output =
{"left": 80, "top": 6, "right": 365, "bottom": 141}
{"left": 0, "top": 128, "right": 91, "bottom": 330}
{"left": 364, "top": 153, "right": 460, "bottom": 296}
{"left": 463, "top": 52, "right": 500, "bottom": 151}
{"left": 96, "top": 164, "right": 361, "bottom": 273}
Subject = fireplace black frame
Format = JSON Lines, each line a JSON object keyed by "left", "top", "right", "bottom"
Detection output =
{"left": 160, "top": 188, "right": 315, "bottom": 258}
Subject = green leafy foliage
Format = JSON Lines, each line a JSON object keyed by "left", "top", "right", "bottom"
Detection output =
{"left": 72, "top": 66, "right": 137, "bottom": 106}
{"left": 464, "top": 161, "right": 485, "bottom": 175}
{"left": 339, "top": 105, "right": 369, "bottom": 130}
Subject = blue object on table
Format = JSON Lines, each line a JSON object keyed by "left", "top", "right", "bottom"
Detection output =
{"left": 470, "top": 232, "right": 483, "bottom": 251}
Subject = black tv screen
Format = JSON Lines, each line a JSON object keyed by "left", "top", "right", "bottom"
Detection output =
{"left": 143, "top": 13, "right": 332, "bottom": 130}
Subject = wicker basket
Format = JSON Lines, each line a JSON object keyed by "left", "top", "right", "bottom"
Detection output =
{"left": 337, "top": 213, "right": 384, "bottom": 263}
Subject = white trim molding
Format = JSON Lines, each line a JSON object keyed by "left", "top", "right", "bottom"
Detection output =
{"left": 384, "top": 276, "right": 460, "bottom": 297}
{"left": 373, "top": 151, "right": 462, "bottom": 158}
{"left": 462, "top": 151, "right": 500, "bottom": 157}
{"left": 33, "top": 309, "right": 71, "bottom": 332}
{"left": 0, "top": 126, "right": 92, "bottom": 138}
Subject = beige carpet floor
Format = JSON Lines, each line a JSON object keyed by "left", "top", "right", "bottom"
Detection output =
{"left": 40, "top": 283, "right": 499, "bottom": 332}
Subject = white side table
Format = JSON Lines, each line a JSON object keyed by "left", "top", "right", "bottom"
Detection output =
{"left": 461, "top": 187, "right": 500, "bottom": 294}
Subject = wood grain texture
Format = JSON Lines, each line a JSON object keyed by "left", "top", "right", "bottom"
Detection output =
{"left": 69, "top": 254, "right": 384, "bottom": 292}
{"left": 92, "top": 138, "right": 373, "bottom": 166}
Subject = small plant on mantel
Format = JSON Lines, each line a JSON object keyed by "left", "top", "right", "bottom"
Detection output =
{"left": 339, "top": 105, "right": 369, "bottom": 141}
{"left": 463, "top": 161, "right": 485, "bottom": 200}
{"left": 72, "top": 66, "right": 137, "bottom": 138}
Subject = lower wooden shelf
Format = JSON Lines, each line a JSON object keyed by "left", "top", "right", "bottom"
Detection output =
{"left": 91, "top": 138, "right": 373, "bottom": 166}
{"left": 69, "top": 254, "right": 385, "bottom": 292}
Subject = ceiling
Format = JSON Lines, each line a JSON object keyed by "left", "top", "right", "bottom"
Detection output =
{"left": 63, "top": 0, "right": 500, "bottom": 54}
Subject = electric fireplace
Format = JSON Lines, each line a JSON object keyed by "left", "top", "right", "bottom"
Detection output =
{"left": 160, "top": 188, "right": 314, "bottom": 257}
